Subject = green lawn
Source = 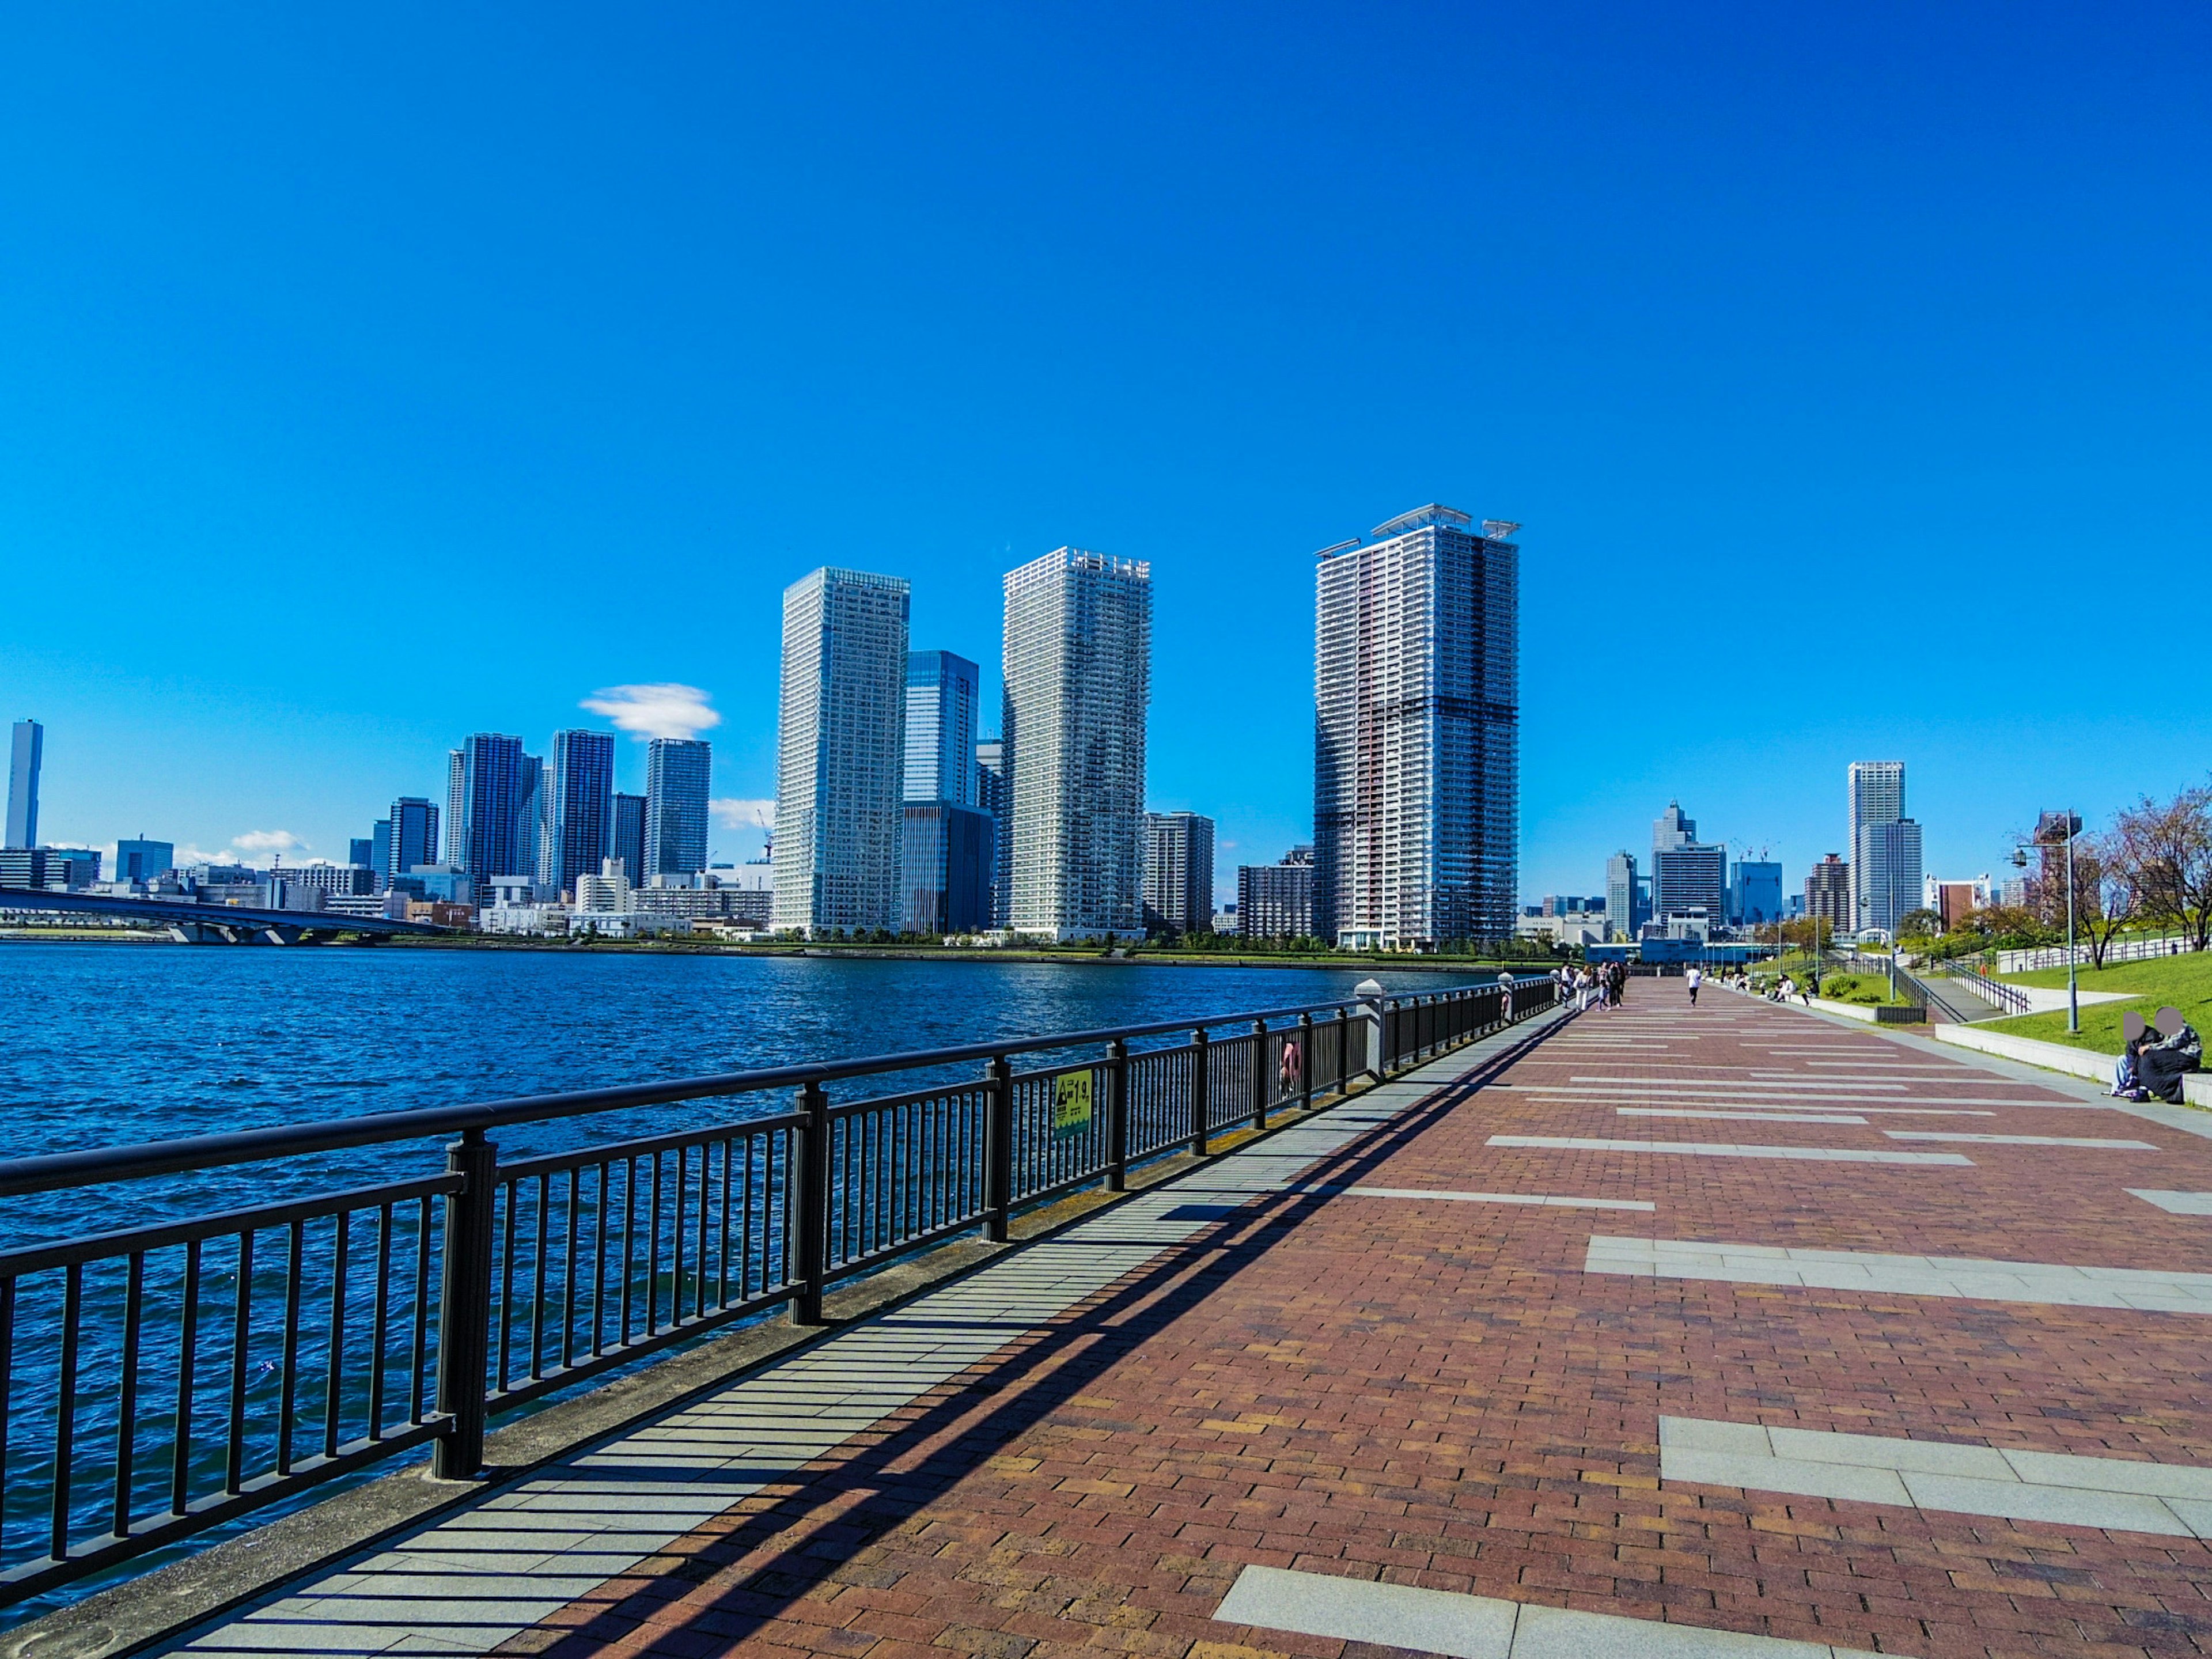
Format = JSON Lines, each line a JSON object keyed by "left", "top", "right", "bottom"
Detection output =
{"left": 1984, "top": 951, "right": 2212, "bottom": 1054}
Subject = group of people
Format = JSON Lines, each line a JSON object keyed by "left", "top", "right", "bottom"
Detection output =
{"left": 1555, "top": 960, "right": 1628, "bottom": 1012}
{"left": 2113, "top": 1006, "right": 2203, "bottom": 1105}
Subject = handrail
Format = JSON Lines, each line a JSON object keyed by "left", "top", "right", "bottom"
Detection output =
{"left": 1941, "top": 961, "right": 2031, "bottom": 1016}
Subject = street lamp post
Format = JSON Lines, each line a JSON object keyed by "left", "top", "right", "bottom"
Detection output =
{"left": 2014, "top": 811, "right": 2082, "bottom": 1035}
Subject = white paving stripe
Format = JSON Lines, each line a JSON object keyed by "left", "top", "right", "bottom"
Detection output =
{"left": 1488, "top": 1135, "right": 1970, "bottom": 1166}
{"left": 1616, "top": 1108, "right": 1869, "bottom": 1124}
{"left": 1586, "top": 1236, "right": 2212, "bottom": 1313}
{"left": 1509, "top": 1086, "right": 2083, "bottom": 1108}
{"left": 165, "top": 1023, "right": 1550, "bottom": 1656}
{"left": 1883, "top": 1131, "right": 2159, "bottom": 1149}
{"left": 1213, "top": 1563, "right": 1899, "bottom": 1659}
{"left": 1564, "top": 1075, "right": 1906, "bottom": 1091}
{"left": 2131, "top": 1190, "right": 2212, "bottom": 1215}
{"left": 1293, "top": 1183, "right": 1655, "bottom": 1211}
{"left": 1659, "top": 1416, "right": 2212, "bottom": 1539}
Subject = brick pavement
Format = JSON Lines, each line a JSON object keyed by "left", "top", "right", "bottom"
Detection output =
{"left": 198, "top": 995, "right": 2212, "bottom": 1659}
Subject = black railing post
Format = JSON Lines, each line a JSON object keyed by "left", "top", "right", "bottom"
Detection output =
{"left": 1189, "top": 1027, "right": 1211, "bottom": 1156}
{"left": 1296, "top": 1012, "right": 1315, "bottom": 1114}
{"left": 1106, "top": 1037, "right": 1130, "bottom": 1192}
{"left": 1336, "top": 1006, "right": 1351, "bottom": 1096}
{"left": 792, "top": 1081, "right": 830, "bottom": 1325}
{"left": 984, "top": 1054, "right": 1013, "bottom": 1242}
{"left": 431, "top": 1127, "right": 497, "bottom": 1480}
{"left": 1382, "top": 1001, "right": 1398, "bottom": 1074}
{"left": 1250, "top": 1019, "right": 1268, "bottom": 1130}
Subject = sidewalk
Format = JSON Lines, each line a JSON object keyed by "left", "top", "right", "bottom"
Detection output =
{"left": 163, "top": 994, "right": 2212, "bottom": 1659}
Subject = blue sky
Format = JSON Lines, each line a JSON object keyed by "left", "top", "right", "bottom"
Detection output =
{"left": 3, "top": 2, "right": 2207, "bottom": 899}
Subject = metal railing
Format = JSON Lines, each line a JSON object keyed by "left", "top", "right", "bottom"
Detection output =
{"left": 0, "top": 976, "right": 1553, "bottom": 1603}
{"left": 1994, "top": 931, "right": 2200, "bottom": 974}
{"left": 1939, "top": 963, "right": 2031, "bottom": 1016}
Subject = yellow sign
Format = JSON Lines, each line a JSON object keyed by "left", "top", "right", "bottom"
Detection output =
{"left": 1052, "top": 1071, "right": 1094, "bottom": 1137}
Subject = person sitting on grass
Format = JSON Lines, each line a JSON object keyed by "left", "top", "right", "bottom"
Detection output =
{"left": 2128, "top": 1006, "right": 2202, "bottom": 1105}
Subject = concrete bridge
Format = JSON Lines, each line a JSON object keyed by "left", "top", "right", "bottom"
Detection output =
{"left": 0, "top": 884, "right": 454, "bottom": 942}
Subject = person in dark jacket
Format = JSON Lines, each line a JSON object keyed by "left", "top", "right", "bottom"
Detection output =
{"left": 2133, "top": 1006, "right": 2203, "bottom": 1104}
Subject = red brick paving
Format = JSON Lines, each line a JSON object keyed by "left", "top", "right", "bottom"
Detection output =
{"left": 497, "top": 998, "right": 2212, "bottom": 1659}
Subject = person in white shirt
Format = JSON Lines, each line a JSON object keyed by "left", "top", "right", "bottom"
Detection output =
{"left": 1685, "top": 966, "right": 1703, "bottom": 1006}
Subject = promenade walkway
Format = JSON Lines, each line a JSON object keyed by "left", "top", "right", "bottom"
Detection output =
{"left": 162, "top": 994, "right": 2212, "bottom": 1659}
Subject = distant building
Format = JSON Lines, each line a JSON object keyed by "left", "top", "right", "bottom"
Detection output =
{"left": 1926, "top": 875, "right": 1990, "bottom": 930}
{"left": 1729, "top": 860, "right": 1785, "bottom": 927}
{"left": 646, "top": 737, "right": 712, "bottom": 882}
{"left": 116, "top": 839, "right": 175, "bottom": 883}
{"left": 1213, "top": 904, "right": 1240, "bottom": 937}
{"left": 773, "top": 567, "right": 910, "bottom": 934}
{"left": 451, "top": 733, "right": 540, "bottom": 906}
{"left": 574, "top": 857, "right": 633, "bottom": 914}
{"left": 1855, "top": 819, "right": 1923, "bottom": 938}
{"left": 1314, "top": 507, "right": 1518, "bottom": 949}
{"left": 370, "top": 819, "right": 392, "bottom": 885}
{"left": 975, "top": 738, "right": 1010, "bottom": 927}
{"left": 1238, "top": 846, "right": 1315, "bottom": 941}
{"left": 611, "top": 793, "right": 646, "bottom": 888}
{"left": 387, "top": 797, "right": 440, "bottom": 887}
{"left": 1847, "top": 762, "right": 1910, "bottom": 933}
{"left": 1605, "top": 851, "right": 1644, "bottom": 942}
{"left": 2000, "top": 874, "right": 2037, "bottom": 912}
{"left": 1516, "top": 907, "right": 1608, "bottom": 949}
{"left": 1649, "top": 802, "right": 1726, "bottom": 923}
{"left": 271, "top": 862, "right": 374, "bottom": 899}
{"left": 6, "top": 719, "right": 41, "bottom": 851}
{"left": 347, "top": 838, "right": 374, "bottom": 869}
{"left": 1002, "top": 548, "right": 1150, "bottom": 942}
{"left": 549, "top": 729, "right": 616, "bottom": 898}
{"left": 902, "top": 801, "right": 996, "bottom": 935}
{"left": 1804, "top": 854, "right": 1851, "bottom": 932}
{"left": 904, "top": 651, "right": 980, "bottom": 806}
{"left": 1142, "top": 812, "right": 1214, "bottom": 934}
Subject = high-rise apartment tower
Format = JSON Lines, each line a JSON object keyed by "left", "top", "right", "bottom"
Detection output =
{"left": 1847, "top": 762, "right": 1921, "bottom": 937}
{"left": 1313, "top": 506, "right": 1518, "bottom": 948}
{"left": 6, "top": 719, "right": 43, "bottom": 851}
{"left": 1142, "top": 811, "right": 1214, "bottom": 935}
{"left": 772, "top": 567, "right": 910, "bottom": 934}
{"left": 548, "top": 729, "right": 616, "bottom": 898}
{"left": 1002, "top": 548, "right": 1151, "bottom": 941}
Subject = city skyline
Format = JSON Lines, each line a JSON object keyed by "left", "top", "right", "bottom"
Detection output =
{"left": 5, "top": 9, "right": 2205, "bottom": 911}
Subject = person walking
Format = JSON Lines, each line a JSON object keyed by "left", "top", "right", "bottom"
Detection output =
{"left": 1685, "top": 965, "right": 1703, "bottom": 1006}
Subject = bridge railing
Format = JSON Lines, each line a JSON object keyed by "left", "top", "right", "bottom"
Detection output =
{"left": 0, "top": 975, "right": 1554, "bottom": 1604}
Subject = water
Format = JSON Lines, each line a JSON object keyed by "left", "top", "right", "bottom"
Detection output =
{"left": 0, "top": 944, "right": 1457, "bottom": 1243}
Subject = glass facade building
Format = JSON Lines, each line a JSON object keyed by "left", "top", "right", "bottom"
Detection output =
{"left": 549, "top": 729, "right": 617, "bottom": 898}
{"left": 1314, "top": 506, "right": 1517, "bottom": 948}
{"left": 646, "top": 738, "right": 713, "bottom": 881}
{"left": 975, "top": 737, "right": 1009, "bottom": 927}
{"left": 6, "top": 719, "right": 41, "bottom": 851}
{"left": 903, "top": 651, "right": 980, "bottom": 806}
{"left": 1142, "top": 811, "right": 1214, "bottom": 934}
{"left": 901, "top": 801, "right": 996, "bottom": 935}
{"left": 772, "top": 567, "right": 910, "bottom": 934}
{"left": 611, "top": 793, "right": 646, "bottom": 885}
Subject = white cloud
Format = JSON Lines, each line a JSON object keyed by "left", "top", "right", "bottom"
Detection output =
{"left": 232, "top": 830, "right": 308, "bottom": 855}
{"left": 711, "top": 798, "right": 775, "bottom": 831}
{"left": 580, "top": 683, "right": 722, "bottom": 742}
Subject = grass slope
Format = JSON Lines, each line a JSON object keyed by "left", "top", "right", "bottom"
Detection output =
{"left": 1985, "top": 952, "right": 2212, "bottom": 1054}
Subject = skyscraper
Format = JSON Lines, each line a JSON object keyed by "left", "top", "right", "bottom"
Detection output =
{"left": 900, "top": 801, "right": 995, "bottom": 935}
{"left": 1805, "top": 854, "right": 1851, "bottom": 933}
{"left": 548, "top": 729, "right": 616, "bottom": 898}
{"left": 370, "top": 819, "right": 392, "bottom": 885}
{"left": 1729, "top": 859, "right": 1786, "bottom": 926}
{"left": 1649, "top": 801, "right": 1726, "bottom": 923}
{"left": 1605, "top": 851, "right": 1642, "bottom": 941}
{"left": 1142, "top": 811, "right": 1214, "bottom": 934}
{"left": 975, "top": 737, "right": 1009, "bottom": 927}
{"left": 451, "top": 734, "right": 536, "bottom": 905}
{"left": 773, "top": 567, "right": 910, "bottom": 933}
{"left": 1313, "top": 506, "right": 1518, "bottom": 949}
{"left": 1847, "top": 762, "right": 1921, "bottom": 936}
{"left": 1002, "top": 548, "right": 1151, "bottom": 942}
{"left": 646, "top": 738, "right": 713, "bottom": 881}
{"left": 347, "top": 838, "right": 374, "bottom": 869}
{"left": 6, "top": 719, "right": 42, "bottom": 851}
{"left": 387, "top": 797, "right": 439, "bottom": 883}
{"left": 611, "top": 793, "right": 646, "bottom": 885}
{"left": 904, "top": 651, "right": 980, "bottom": 806}
{"left": 1238, "top": 847, "right": 1315, "bottom": 941}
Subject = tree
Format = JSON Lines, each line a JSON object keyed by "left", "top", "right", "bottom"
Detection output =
{"left": 2118, "top": 785, "right": 2212, "bottom": 952}
{"left": 1896, "top": 908, "right": 1942, "bottom": 941}
{"left": 2067, "top": 829, "right": 2137, "bottom": 969}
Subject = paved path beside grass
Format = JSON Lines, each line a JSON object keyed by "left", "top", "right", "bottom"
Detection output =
{"left": 165, "top": 992, "right": 2212, "bottom": 1659}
